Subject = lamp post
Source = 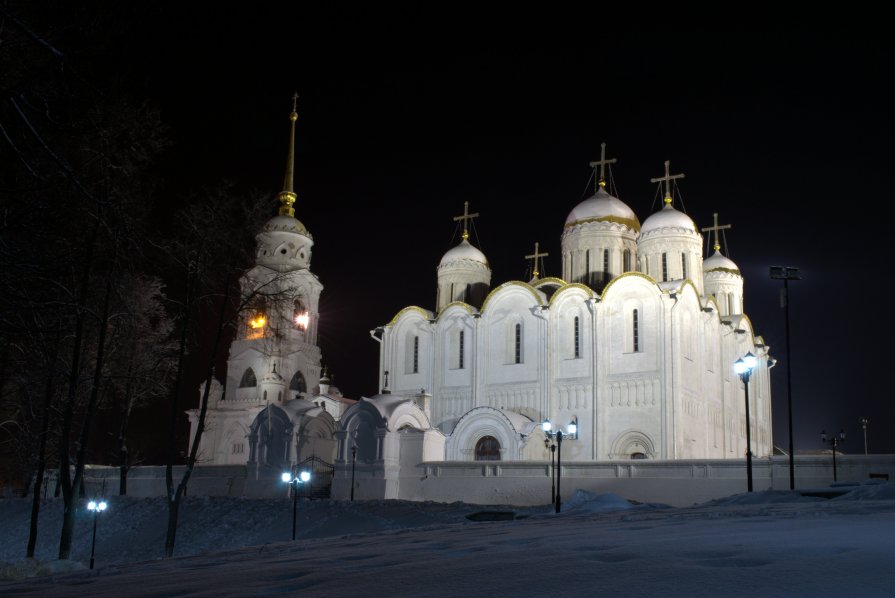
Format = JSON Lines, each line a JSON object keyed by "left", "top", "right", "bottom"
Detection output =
{"left": 734, "top": 352, "right": 758, "bottom": 492}
{"left": 543, "top": 437, "right": 556, "bottom": 505}
{"left": 281, "top": 469, "right": 311, "bottom": 540}
{"left": 821, "top": 429, "right": 846, "bottom": 482}
{"left": 770, "top": 266, "right": 800, "bottom": 490}
{"left": 860, "top": 417, "right": 869, "bottom": 455}
{"left": 87, "top": 499, "right": 107, "bottom": 570}
{"left": 350, "top": 444, "right": 357, "bottom": 502}
{"left": 542, "top": 417, "right": 578, "bottom": 514}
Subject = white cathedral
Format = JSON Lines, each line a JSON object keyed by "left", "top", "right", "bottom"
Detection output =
{"left": 189, "top": 105, "right": 773, "bottom": 499}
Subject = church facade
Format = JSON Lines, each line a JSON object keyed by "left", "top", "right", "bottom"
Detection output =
{"left": 188, "top": 107, "right": 772, "bottom": 501}
{"left": 356, "top": 152, "right": 772, "bottom": 472}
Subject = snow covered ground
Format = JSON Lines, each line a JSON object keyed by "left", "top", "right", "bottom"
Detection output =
{"left": 2, "top": 482, "right": 894, "bottom": 596}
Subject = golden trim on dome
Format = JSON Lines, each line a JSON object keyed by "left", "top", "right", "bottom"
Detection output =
{"left": 564, "top": 215, "right": 641, "bottom": 232}
{"left": 435, "top": 301, "right": 478, "bottom": 319}
{"left": 387, "top": 305, "right": 434, "bottom": 327}
{"left": 600, "top": 271, "right": 659, "bottom": 299}
{"left": 547, "top": 282, "right": 594, "bottom": 306}
{"left": 533, "top": 276, "right": 567, "bottom": 288}
{"left": 480, "top": 281, "right": 544, "bottom": 314}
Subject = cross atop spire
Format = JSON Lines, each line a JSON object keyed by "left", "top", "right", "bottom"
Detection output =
{"left": 700, "top": 212, "right": 732, "bottom": 252}
{"left": 453, "top": 201, "right": 480, "bottom": 241}
{"left": 650, "top": 160, "right": 685, "bottom": 205}
{"left": 278, "top": 93, "right": 299, "bottom": 217}
{"left": 525, "top": 242, "right": 549, "bottom": 279}
{"left": 588, "top": 142, "right": 617, "bottom": 191}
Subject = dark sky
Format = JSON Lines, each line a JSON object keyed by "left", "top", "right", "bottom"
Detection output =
{"left": 116, "top": 9, "right": 893, "bottom": 453}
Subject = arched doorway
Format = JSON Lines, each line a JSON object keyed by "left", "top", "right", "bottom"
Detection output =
{"left": 474, "top": 436, "right": 501, "bottom": 461}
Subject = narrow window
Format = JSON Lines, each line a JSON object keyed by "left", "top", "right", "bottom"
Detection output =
{"left": 603, "top": 249, "right": 610, "bottom": 283}
{"left": 459, "top": 330, "right": 465, "bottom": 369}
{"left": 632, "top": 309, "right": 640, "bottom": 352}
{"left": 289, "top": 371, "right": 307, "bottom": 393}
{"left": 514, "top": 323, "right": 522, "bottom": 364}
{"left": 623, "top": 249, "right": 631, "bottom": 272}
{"left": 413, "top": 336, "right": 419, "bottom": 373}
{"left": 574, "top": 316, "right": 580, "bottom": 359}
{"left": 681, "top": 253, "right": 688, "bottom": 280}
{"left": 585, "top": 250, "right": 591, "bottom": 286}
{"left": 661, "top": 253, "right": 668, "bottom": 282}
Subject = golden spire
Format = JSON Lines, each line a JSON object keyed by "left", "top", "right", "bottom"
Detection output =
{"left": 453, "top": 201, "right": 480, "bottom": 241}
{"left": 700, "top": 212, "right": 732, "bottom": 252}
{"left": 588, "top": 142, "right": 617, "bottom": 191}
{"left": 525, "top": 242, "right": 549, "bottom": 279}
{"left": 650, "top": 160, "right": 685, "bottom": 205}
{"left": 277, "top": 93, "right": 299, "bottom": 217}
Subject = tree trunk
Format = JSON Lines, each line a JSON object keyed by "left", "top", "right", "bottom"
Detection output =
{"left": 27, "top": 352, "right": 56, "bottom": 557}
{"left": 165, "top": 271, "right": 232, "bottom": 558}
{"left": 59, "top": 256, "right": 113, "bottom": 560}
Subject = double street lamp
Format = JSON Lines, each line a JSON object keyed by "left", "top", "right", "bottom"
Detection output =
{"left": 87, "top": 499, "right": 108, "bottom": 570}
{"left": 542, "top": 417, "right": 578, "bottom": 514}
{"left": 734, "top": 352, "right": 758, "bottom": 492}
{"left": 281, "top": 469, "right": 311, "bottom": 540}
{"left": 821, "top": 429, "right": 846, "bottom": 482}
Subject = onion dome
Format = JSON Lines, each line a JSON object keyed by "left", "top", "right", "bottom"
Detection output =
{"left": 262, "top": 214, "right": 311, "bottom": 237}
{"left": 565, "top": 187, "right": 640, "bottom": 232}
{"left": 439, "top": 239, "right": 489, "bottom": 268}
{"left": 641, "top": 203, "right": 697, "bottom": 234}
{"left": 703, "top": 250, "right": 741, "bottom": 275}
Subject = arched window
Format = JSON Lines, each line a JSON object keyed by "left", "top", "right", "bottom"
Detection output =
{"left": 632, "top": 309, "right": 640, "bottom": 352}
{"left": 623, "top": 249, "right": 631, "bottom": 272}
{"left": 574, "top": 316, "right": 580, "bottom": 359}
{"left": 631, "top": 452, "right": 647, "bottom": 460}
{"left": 514, "top": 323, "right": 522, "bottom": 364}
{"left": 459, "top": 330, "right": 465, "bottom": 369}
{"left": 475, "top": 436, "right": 501, "bottom": 461}
{"left": 289, "top": 370, "right": 306, "bottom": 393}
{"left": 239, "top": 368, "right": 257, "bottom": 388}
{"left": 413, "top": 336, "right": 419, "bottom": 373}
{"left": 681, "top": 253, "right": 688, "bottom": 280}
{"left": 661, "top": 253, "right": 668, "bottom": 282}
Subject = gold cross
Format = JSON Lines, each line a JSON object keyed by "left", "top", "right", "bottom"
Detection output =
{"left": 700, "top": 212, "right": 732, "bottom": 252}
{"left": 525, "top": 242, "right": 549, "bottom": 279}
{"left": 453, "top": 201, "right": 480, "bottom": 241}
{"left": 650, "top": 160, "right": 685, "bottom": 205}
{"left": 588, "top": 142, "right": 617, "bottom": 190}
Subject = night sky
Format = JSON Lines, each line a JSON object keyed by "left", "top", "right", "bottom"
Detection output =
{"left": 112, "top": 9, "right": 893, "bottom": 453}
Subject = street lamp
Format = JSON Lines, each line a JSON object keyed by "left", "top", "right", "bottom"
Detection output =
{"left": 281, "top": 469, "right": 311, "bottom": 541}
{"left": 770, "top": 265, "right": 800, "bottom": 490}
{"left": 86, "top": 499, "right": 107, "bottom": 570}
{"left": 821, "top": 429, "right": 846, "bottom": 482}
{"left": 734, "top": 352, "right": 758, "bottom": 492}
{"left": 542, "top": 417, "right": 578, "bottom": 514}
{"left": 543, "top": 437, "right": 556, "bottom": 505}
{"left": 860, "top": 417, "right": 869, "bottom": 455}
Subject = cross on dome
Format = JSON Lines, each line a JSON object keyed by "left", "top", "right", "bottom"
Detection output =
{"left": 453, "top": 201, "right": 480, "bottom": 241}
{"left": 588, "top": 142, "right": 617, "bottom": 190}
{"left": 650, "top": 160, "right": 685, "bottom": 205}
{"left": 525, "top": 241, "right": 549, "bottom": 279}
{"left": 701, "top": 212, "right": 732, "bottom": 252}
